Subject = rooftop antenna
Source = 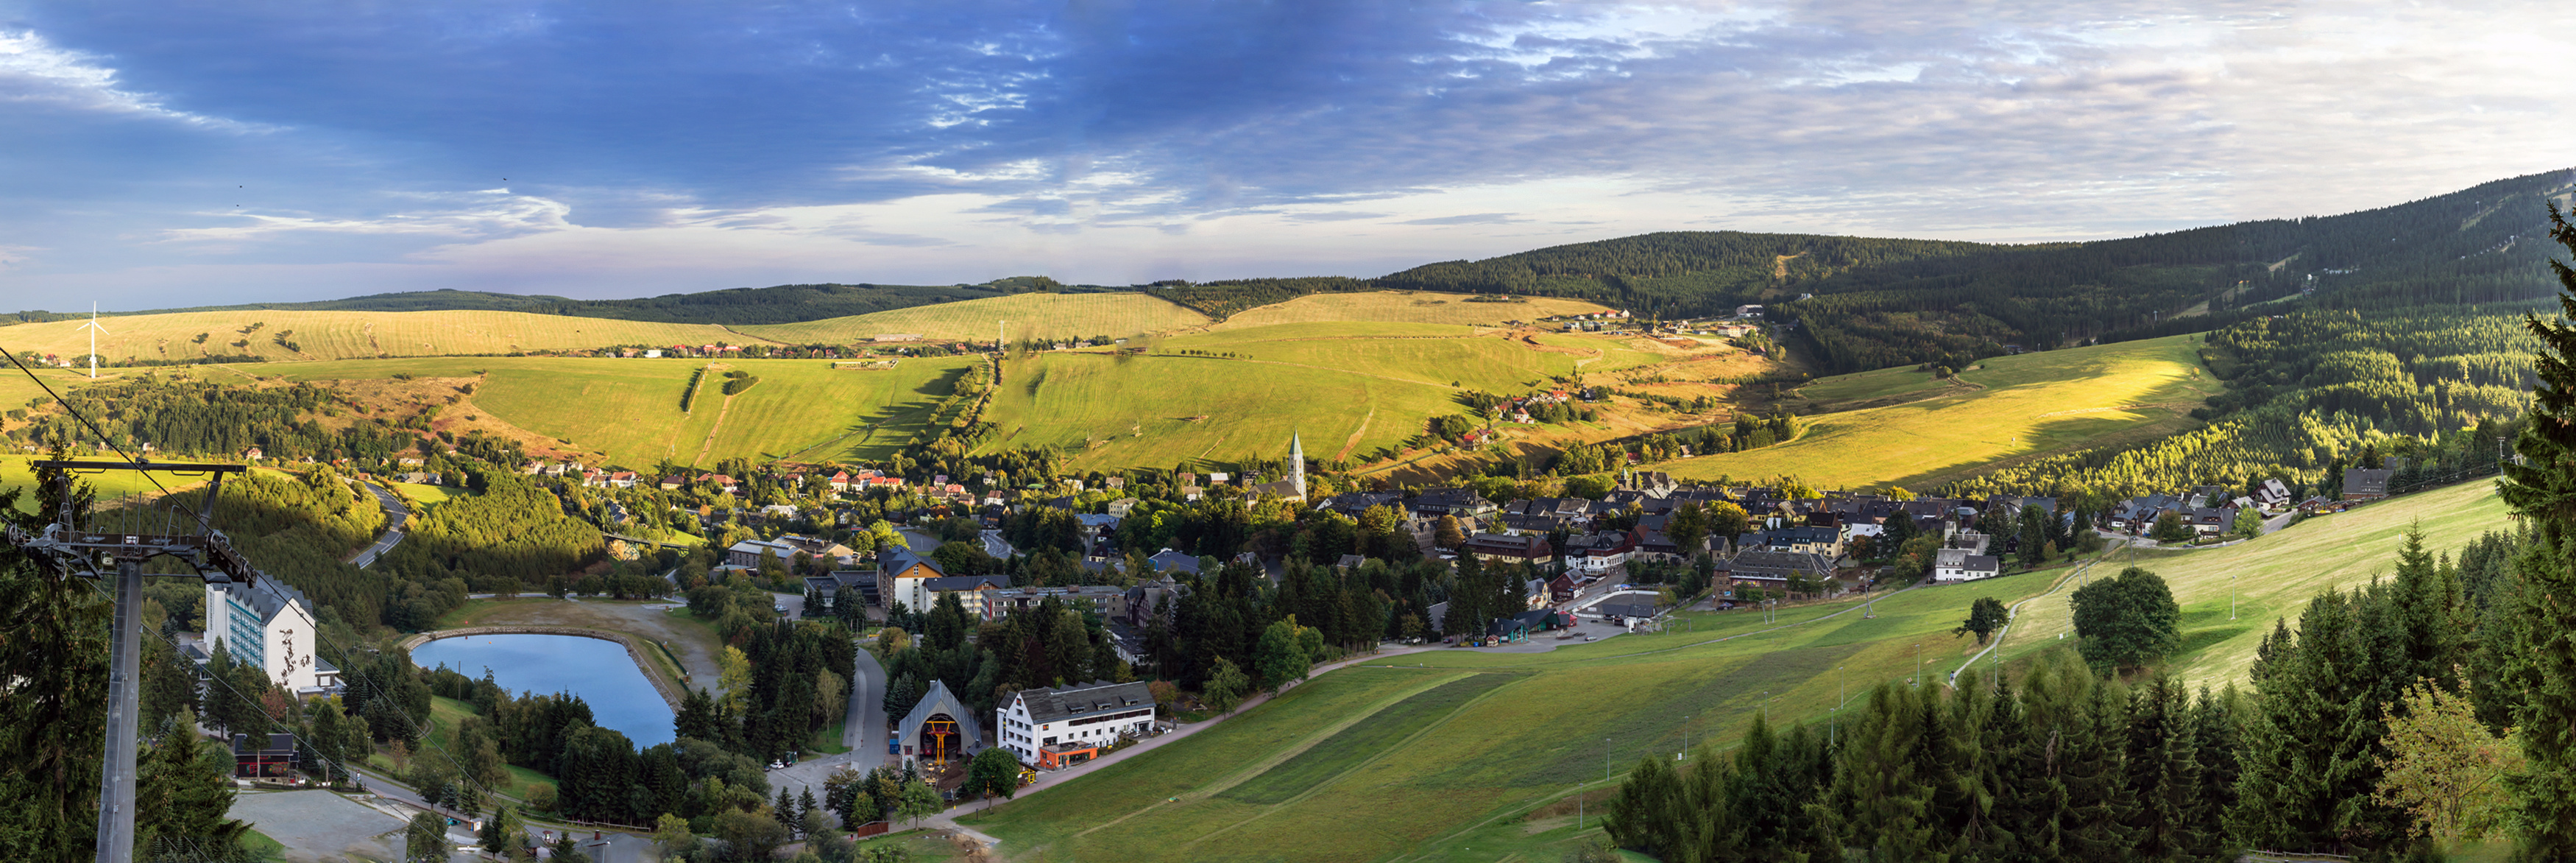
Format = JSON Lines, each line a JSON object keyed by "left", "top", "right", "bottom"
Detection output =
{"left": 77, "top": 303, "right": 110, "bottom": 379}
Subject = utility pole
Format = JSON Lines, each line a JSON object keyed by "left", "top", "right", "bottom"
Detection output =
{"left": 1605, "top": 738, "right": 1612, "bottom": 783}
{"left": 4, "top": 459, "right": 252, "bottom": 863}
{"left": 1913, "top": 643, "right": 1924, "bottom": 688}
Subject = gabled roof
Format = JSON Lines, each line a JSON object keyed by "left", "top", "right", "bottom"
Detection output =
{"left": 880, "top": 546, "right": 945, "bottom": 578}
{"left": 1014, "top": 680, "right": 1154, "bottom": 725}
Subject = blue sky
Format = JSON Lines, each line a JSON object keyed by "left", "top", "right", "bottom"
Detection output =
{"left": 3, "top": 1, "right": 2572, "bottom": 309}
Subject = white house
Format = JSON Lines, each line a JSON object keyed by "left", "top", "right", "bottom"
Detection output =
{"left": 1932, "top": 548, "right": 2003, "bottom": 583}
{"left": 204, "top": 580, "right": 337, "bottom": 694}
{"left": 995, "top": 680, "right": 1157, "bottom": 769}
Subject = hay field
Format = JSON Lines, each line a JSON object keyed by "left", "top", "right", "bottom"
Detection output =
{"left": 962, "top": 567, "right": 2071, "bottom": 863}
{"left": 1, "top": 310, "right": 760, "bottom": 364}
{"left": 1205, "top": 291, "right": 1613, "bottom": 330}
{"left": 979, "top": 351, "right": 1468, "bottom": 470}
{"left": 1993, "top": 480, "right": 2513, "bottom": 689}
{"left": 1643, "top": 334, "right": 2217, "bottom": 490}
{"left": 739, "top": 293, "right": 1211, "bottom": 345}
{"left": 0, "top": 454, "right": 218, "bottom": 512}
{"left": 248, "top": 356, "right": 975, "bottom": 468}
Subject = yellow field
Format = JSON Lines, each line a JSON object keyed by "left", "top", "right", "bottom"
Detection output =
{"left": 0, "top": 310, "right": 762, "bottom": 364}
{"left": 1205, "top": 291, "right": 1613, "bottom": 330}
{"left": 1641, "top": 335, "right": 2218, "bottom": 490}
{"left": 246, "top": 355, "right": 978, "bottom": 468}
{"left": 740, "top": 293, "right": 1211, "bottom": 345}
{"left": 1995, "top": 481, "right": 2513, "bottom": 688}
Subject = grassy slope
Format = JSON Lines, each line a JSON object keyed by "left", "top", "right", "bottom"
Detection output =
{"left": 962, "top": 566, "right": 2070, "bottom": 863}
{"left": 1205, "top": 292, "right": 1613, "bottom": 330}
{"left": 247, "top": 355, "right": 976, "bottom": 468}
{"left": 0, "top": 309, "right": 760, "bottom": 363}
{"left": 0, "top": 454, "right": 214, "bottom": 512}
{"left": 1642, "top": 334, "right": 2219, "bottom": 490}
{"left": 740, "top": 293, "right": 1212, "bottom": 345}
{"left": 1992, "top": 480, "right": 2513, "bottom": 689}
{"left": 967, "top": 488, "right": 2489, "bottom": 862}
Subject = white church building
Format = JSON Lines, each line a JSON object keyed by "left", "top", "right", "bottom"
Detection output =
{"left": 204, "top": 580, "right": 338, "bottom": 694}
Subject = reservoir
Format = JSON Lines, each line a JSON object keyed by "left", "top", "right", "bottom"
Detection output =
{"left": 412, "top": 633, "right": 676, "bottom": 747}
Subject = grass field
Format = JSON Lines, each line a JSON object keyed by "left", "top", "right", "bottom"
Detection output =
{"left": 244, "top": 354, "right": 977, "bottom": 468}
{"left": 0, "top": 309, "right": 761, "bottom": 364}
{"left": 1641, "top": 334, "right": 2219, "bottom": 490}
{"left": 963, "top": 483, "right": 2488, "bottom": 862}
{"left": 1990, "top": 480, "right": 2514, "bottom": 688}
{"left": 1204, "top": 292, "right": 1613, "bottom": 330}
{"left": 960, "top": 564, "right": 2074, "bottom": 863}
{"left": 0, "top": 454, "right": 216, "bottom": 512}
{"left": 980, "top": 350, "right": 1468, "bottom": 470}
{"left": 741, "top": 293, "right": 1211, "bottom": 345}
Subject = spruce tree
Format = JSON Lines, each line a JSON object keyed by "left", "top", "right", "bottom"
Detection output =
{"left": 2123, "top": 675, "right": 2201, "bottom": 861}
{"left": 2497, "top": 204, "right": 2576, "bottom": 856}
{"left": 2061, "top": 680, "right": 2138, "bottom": 859}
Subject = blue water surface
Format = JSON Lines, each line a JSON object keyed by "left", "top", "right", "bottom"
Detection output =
{"left": 411, "top": 633, "right": 676, "bottom": 747}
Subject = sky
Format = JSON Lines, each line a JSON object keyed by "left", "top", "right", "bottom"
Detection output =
{"left": 2, "top": 1, "right": 2572, "bottom": 310}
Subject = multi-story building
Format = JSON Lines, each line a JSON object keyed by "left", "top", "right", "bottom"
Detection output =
{"left": 204, "top": 581, "right": 337, "bottom": 694}
{"left": 994, "top": 680, "right": 1157, "bottom": 769}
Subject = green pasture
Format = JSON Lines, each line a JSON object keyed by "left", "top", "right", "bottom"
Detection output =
{"left": 0, "top": 309, "right": 754, "bottom": 364}
{"left": 962, "top": 566, "right": 2080, "bottom": 863}
{"left": 0, "top": 454, "right": 217, "bottom": 513}
{"left": 1161, "top": 322, "right": 1585, "bottom": 390}
{"left": 1643, "top": 334, "right": 2218, "bottom": 490}
{"left": 1796, "top": 364, "right": 1947, "bottom": 404}
{"left": 1992, "top": 479, "right": 2514, "bottom": 688}
{"left": 740, "top": 293, "right": 1212, "bottom": 345}
{"left": 243, "top": 355, "right": 977, "bottom": 468}
{"left": 977, "top": 351, "right": 1469, "bottom": 470}
{"left": 390, "top": 482, "right": 457, "bottom": 508}
{"left": 1206, "top": 292, "right": 1613, "bottom": 330}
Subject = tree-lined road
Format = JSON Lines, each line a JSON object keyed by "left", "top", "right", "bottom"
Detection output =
{"left": 348, "top": 479, "right": 408, "bottom": 568}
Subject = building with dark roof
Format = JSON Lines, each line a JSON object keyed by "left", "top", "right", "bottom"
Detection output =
{"left": 996, "top": 680, "right": 1156, "bottom": 769}
{"left": 2343, "top": 468, "right": 2393, "bottom": 501}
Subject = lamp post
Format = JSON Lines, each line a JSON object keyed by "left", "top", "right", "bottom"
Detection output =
{"left": 1913, "top": 643, "right": 1924, "bottom": 688}
{"left": 1682, "top": 715, "right": 1691, "bottom": 760}
{"left": 1839, "top": 665, "right": 1847, "bottom": 710}
{"left": 1606, "top": 738, "right": 1613, "bottom": 782}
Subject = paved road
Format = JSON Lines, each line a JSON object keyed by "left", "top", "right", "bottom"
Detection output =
{"left": 347, "top": 479, "right": 408, "bottom": 568}
{"left": 765, "top": 642, "right": 891, "bottom": 805}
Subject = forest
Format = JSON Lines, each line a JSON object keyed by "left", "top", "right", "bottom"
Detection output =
{"left": 1956, "top": 308, "right": 2539, "bottom": 501}
{"left": 1608, "top": 528, "right": 2522, "bottom": 861}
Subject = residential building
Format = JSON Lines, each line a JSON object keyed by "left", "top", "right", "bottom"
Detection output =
{"left": 1933, "top": 549, "right": 2003, "bottom": 582}
{"left": 995, "top": 680, "right": 1156, "bottom": 769}
{"left": 1463, "top": 532, "right": 1551, "bottom": 563}
{"left": 2343, "top": 468, "right": 2393, "bottom": 501}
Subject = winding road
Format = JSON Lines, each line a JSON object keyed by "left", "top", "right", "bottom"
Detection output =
{"left": 347, "top": 478, "right": 408, "bottom": 568}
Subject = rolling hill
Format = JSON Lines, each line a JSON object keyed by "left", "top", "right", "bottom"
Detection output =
{"left": 0, "top": 309, "right": 765, "bottom": 364}
{"left": 739, "top": 292, "right": 1213, "bottom": 345}
{"left": 957, "top": 477, "right": 2513, "bottom": 862}
{"left": 1635, "top": 334, "right": 2221, "bottom": 490}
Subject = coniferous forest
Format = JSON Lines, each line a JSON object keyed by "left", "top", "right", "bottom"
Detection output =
{"left": 1595, "top": 202, "right": 2576, "bottom": 862}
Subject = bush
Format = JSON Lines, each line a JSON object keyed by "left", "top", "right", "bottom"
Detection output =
{"left": 525, "top": 785, "right": 559, "bottom": 813}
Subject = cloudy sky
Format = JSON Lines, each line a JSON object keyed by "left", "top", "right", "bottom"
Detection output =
{"left": 3, "top": 1, "right": 2572, "bottom": 309}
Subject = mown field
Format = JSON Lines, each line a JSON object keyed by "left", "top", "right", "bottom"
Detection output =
{"left": 0, "top": 309, "right": 760, "bottom": 364}
{"left": 0, "top": 454, "right": 218, "bottom": 512}
{"left": 740, "top": 293, "right": 1211, "bottom": 345}
{"left": 1992, "top": 479, "right": 2513, "bottom": 688}
{"left": 1204, "top": 292, "right": 1613, "bottom": 330}
{"left": 965, "top": 484, "right": 2479, "bottom": 862}
{"left": 245, "top": 355, "right": 977, "bottom": 468}
{"left": 961, "top": 566, "right": 2069, "bottom": 863}
{"left": 1641, "top": 334, "right": 2218, "bottom": 490}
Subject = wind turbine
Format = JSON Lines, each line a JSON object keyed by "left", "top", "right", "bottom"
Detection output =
{"left": 77, "top": 303, "right": 109, "bottom": 379}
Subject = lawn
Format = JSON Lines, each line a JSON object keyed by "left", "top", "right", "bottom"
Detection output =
{"left": 0, "top": 309, "right": 756, "bottom": 364}
{"left": 1989, "top": 479, "right": 2515, "bottom": 688}
{"left": 1643, "top": 334, "right": 2220, "bottom": 490}
{"left": 365, "top": 694, "right": 561, "bottom": 803}
{"left": 960, "top": 566, "right": 2078, "bottom": 863}
{"left": 1204, "top": 292, "right": 1613, "bottom": 330}
{"left": 240, "top": 828, "right": 288, "bottom": 862}
{"left": 391, "top": 482, "right": 457, "bottom": 508}
{"left": 0, "top": 454, "right": 215, "bottom": 512}
{"left": 740, "top": 292, "right": 1212, "bottom": 344}
{"left": 244, "top": 354, "right": 978, "bottom": 468}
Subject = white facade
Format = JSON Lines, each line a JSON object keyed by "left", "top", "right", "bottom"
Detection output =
{"left": 996, "top": 683, "right": 1157, "bottom": 767}
{"left": 205, "top": 581, "right": 330, "bottom": 692}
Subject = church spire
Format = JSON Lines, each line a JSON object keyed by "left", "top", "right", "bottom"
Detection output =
{"left": 1290, "top": 430, "right": 1306, "bottom": 498}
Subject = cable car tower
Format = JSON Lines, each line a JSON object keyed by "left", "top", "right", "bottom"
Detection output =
{"left": 4, "top": 458, "right": 257, "bottom": 863}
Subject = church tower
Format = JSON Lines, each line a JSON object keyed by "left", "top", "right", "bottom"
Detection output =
{"left": 1289, "top": 430, "right": 1306, "bottom": 499}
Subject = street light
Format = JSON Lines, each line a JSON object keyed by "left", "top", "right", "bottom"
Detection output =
{"left": 1913, "top": 643, "right": 1924, "bottom": 688}
{"left": 1605, "top": 738, "right": 1613, "bottom": 782}
{"left": 1839, "top": 666, "right": 1847, "bottom": 710}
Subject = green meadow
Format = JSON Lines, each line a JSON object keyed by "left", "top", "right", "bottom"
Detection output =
{"left": 246, "top": 355, "right": 978, "bottom": 468}
{"left": 1993, "top": 479, "right": 2514, "bottom": 688}
{"left": 964, "top": 484, "right": 2481, "bottom": 862}
{"left": 1643, "top": 334, "right": 2220, "bottom": 490}
{"left": 0, "top": 309, "right": 754, "bottom": 364}
{"left": 741, "top": 292, "right": 1212, "bottom": 345}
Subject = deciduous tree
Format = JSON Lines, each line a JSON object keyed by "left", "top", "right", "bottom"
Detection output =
{"left": 1955, "top": 597, "right": 2009, "bottom": 645}
{"left": 2069, "top": 567, "right": 2180, "bottom": 674}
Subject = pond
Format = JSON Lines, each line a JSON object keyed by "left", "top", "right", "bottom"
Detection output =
{"left": 412, "top": 633, "right": 676, "bottom": 747}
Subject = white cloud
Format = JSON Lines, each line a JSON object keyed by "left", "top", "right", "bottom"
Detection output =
{"left": 0, "top": 30, "right": 263, "bottom": 130}
{"left": 158, "top": 190, "right": 573, "bottom": 243}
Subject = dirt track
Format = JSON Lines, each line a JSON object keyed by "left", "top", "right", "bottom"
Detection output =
{"left": 434, "top": 597, "right": 727, "bottom": 699}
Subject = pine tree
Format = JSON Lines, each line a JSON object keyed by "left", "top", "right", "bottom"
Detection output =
{"left": 133, "top": 713, "right": 252, "bottom": 861}
{"left": 2499, "top": 201, "right": 2576, "bottom": 856}
{"left": 2123, "top": 675, "right": 2202, "bottom": 861}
